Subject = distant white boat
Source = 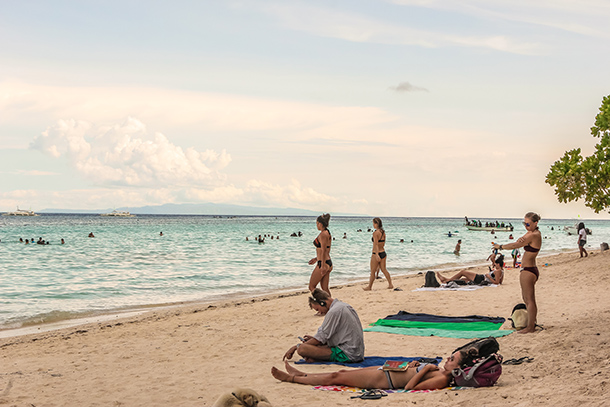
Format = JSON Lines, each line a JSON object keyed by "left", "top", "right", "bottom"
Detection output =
{"left": 3, "top": 207, "right": 39, "bottom": 216}
{"left": 100, "top": 210, "right": 135, "bottom": 217}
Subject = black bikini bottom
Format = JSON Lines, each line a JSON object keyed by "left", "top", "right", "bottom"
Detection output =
{"left": 317, "top": 259, "right": 333, "bottom": 268}
{"left": 521, "top": 266, "right": 539, "bottom": 280}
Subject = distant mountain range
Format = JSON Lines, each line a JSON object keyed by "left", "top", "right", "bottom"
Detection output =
{"left": 39, "top": 203, "right": 362, "bottom": 217}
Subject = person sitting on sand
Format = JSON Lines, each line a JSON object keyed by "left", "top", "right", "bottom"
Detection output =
{"left": 436, "top": 257, "right": 504, "bottom": 286}
{"left": 283, "top": 288, "right": 364, "bottom": 363}
{"left": 272, "top": 352, "right": 463, "bottom": 390}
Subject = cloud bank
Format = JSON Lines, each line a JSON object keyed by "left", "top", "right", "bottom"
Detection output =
{"left": 30, "top": 117, "right": 231, "bottom": 188}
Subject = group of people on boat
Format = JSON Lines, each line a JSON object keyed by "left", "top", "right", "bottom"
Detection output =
{"left": 465, "top": 217, "right": 513, "bottom": 230}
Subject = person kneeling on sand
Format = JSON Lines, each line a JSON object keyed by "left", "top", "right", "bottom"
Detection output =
{"left": 272, "top": 352, "right": 463, "bottom": 390}
{"left": 283, "top": 288, "right": 364, "bottom": 363}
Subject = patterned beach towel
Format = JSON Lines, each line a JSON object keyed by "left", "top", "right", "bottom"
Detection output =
{"left": 413, "top": 284, "right": 496, "bottom": 292}
{"left": 313, "top": 385, "right": 470, "bottom": 394}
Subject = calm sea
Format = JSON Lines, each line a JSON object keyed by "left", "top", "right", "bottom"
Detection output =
{"left": 1, "top": 214, "right": 608, "bottom": 331}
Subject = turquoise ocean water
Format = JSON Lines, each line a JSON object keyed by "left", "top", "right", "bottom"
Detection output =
{"left": 1, "top": 214, "right": 608, "bottom": 331}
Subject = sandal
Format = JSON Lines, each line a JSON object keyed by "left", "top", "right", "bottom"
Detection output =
{"left": 351, "top": 390, "right": 387, "bottom": 400}
{"left": 503, "top": 356, "right": 534, "bottom": 365}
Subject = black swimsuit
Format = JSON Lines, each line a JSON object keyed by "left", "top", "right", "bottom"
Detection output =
{"left": 314, "top": 229, "right": 332, "bottom": 269}
{"left": 373, "top": 230, "right": 386, "bottom": 259}
{"left": 521, "top": 244, "right": 540, "bottom": 280}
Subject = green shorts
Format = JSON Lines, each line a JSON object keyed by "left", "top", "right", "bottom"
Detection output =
{"left": 330, "top": 347, "right": 351, "bottom": 363}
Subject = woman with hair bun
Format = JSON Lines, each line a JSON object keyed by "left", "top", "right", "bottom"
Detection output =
{"left": 493, "top": 212, "right": 542, "bottom": 333}
{"left": 308, "top": 213, "right": 333, "bottom": 296}
{"left": 364, "top": 217, "right": 394, "bottom": 290}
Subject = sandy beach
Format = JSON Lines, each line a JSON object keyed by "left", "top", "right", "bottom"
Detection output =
{"left": 1, "top": 250, "right": 608, "bottom": 406}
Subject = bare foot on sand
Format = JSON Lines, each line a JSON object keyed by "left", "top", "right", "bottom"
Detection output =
{"left": 387, "top": 285, "right": 394, "bottom": 289}
{"left": 271, "top": 367, "right": 295, "bottom": 382}
{"left": 518, "top": 327, "right": 537, "bottom": 334}
{"left": 285, "top": 361, "right": 307, "bottom": 376}
{"left": 363, "top": 286, "right": 372, "bottom": 291}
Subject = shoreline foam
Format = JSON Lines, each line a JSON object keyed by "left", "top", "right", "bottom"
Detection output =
{"left": 0, "top": 247, "right": 580, "bottom": 338}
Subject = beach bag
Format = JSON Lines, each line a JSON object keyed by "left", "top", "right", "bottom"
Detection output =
{"left": 424, "top": 271, "right": 440, "bottom": 287}
{"left": 453, "top": 337, "right": 500, "bottom": 367}
{"left": 510, "top": 303, "right": 528, "bottom": 330}
{"left": 452, "top": 353, "right": 503, "bottom": 387}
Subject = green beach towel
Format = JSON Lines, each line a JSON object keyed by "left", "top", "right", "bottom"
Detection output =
{"left": 364, "top": 311, "right": 512, "bottom": 339}
{"left": 364, "top": 325, "right": 513, "bottom": 339}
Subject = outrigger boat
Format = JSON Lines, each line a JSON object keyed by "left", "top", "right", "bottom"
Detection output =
{"left": 465, "top": 225, "right": 513, "bottom": 232}
{"left": 464, "top": 216, "right": 513, "bottom": 232}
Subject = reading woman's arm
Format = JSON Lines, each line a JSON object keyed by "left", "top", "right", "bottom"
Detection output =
{"left": 404, "top": 365, "right": 449, "bottom": 390}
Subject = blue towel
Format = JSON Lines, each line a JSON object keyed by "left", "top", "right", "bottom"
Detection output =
{"left": 295, "top": 356, "right": 442, "bottom": 368}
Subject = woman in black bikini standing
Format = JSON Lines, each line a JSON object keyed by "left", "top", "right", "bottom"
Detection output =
{"left": 364, "top": 217, "right": 394, "bottom": 290}
{"left": 493, "top": 212, "right": 541, "bottom": 334}
{"left": 308, "top": 213, "right": 332, "bottom": 296}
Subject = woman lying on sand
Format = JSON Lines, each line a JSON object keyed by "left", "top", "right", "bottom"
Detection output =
{"left": 493, "top": 212, "right": 542, "bottom": 334}
{"left": 436, "top": 255, "right": 504, "bottom": 286}
{"left": 272, "top": 352, "right": 463, "bottom": 391}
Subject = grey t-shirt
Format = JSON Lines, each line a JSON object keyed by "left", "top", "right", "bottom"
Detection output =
{"left": 314, "top": 299, "right": 365, "bottom": 362}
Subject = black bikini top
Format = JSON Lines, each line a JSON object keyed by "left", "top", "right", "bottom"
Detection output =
{"left": 523, "top": 244, "right": 540, "bottom": 253}
{"left": 372, "top": 230, "right": 385, "bottom": 243}
{"left": 314, "top": 230, "right": 331, "bottom": 248}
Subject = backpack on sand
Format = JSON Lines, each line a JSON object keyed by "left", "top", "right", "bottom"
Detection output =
{"left": 452, "top": 353, "right": 503, "bottom": 387}
{"left": 424, "top": 271, "right": 440, "bottom": 287}
{"left": 453, "top": 337, "right": 500, "bottom": 367}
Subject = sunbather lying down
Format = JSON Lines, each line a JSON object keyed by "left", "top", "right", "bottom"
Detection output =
{"left": 271, "top": 352, "right": 463, "bottom": 391}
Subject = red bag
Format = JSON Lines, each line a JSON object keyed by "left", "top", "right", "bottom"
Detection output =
{"left": 452, "top": 353, "right": 503, "bottom": 387}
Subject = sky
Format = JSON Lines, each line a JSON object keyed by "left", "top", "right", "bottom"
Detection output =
{"left": 1, "top": 0, "right": 609, "bottom": 219}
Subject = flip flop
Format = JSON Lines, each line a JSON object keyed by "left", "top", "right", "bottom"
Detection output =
{"left": 503, "top": 356, "right": 534, "bottom": 365}
{"left": 351, "top": 390, "right": 387, "bottom": 399}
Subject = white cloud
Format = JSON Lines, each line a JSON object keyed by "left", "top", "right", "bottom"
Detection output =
{"left": 30, "top": 117, "right": 231, "bottom": 188}
{"left": 388, "top": 0, "right": 610, "bottom": 39}
{"left": 0, "top": 82, "right": 392, "bottom": 133}
{"left": 258, "top": 2, "right": 541, "bottom": 54}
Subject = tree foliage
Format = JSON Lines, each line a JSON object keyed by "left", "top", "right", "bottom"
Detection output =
{"left": 546, "top": 95, "right": 610, "bottom": 213}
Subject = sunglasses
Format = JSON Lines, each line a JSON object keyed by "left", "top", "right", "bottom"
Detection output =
{"left": 522, "top": 221, "right": 536, "bottom": 227}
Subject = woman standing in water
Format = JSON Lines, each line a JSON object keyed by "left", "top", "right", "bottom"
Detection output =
{"left": 308, "top": 214, "right": 332, "bottom": 296}
{"left": 364, "top": 217, "right": 394, "bottom": 290}
{"left": 493, "top": 212, "right": 542, "bottom": 334}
